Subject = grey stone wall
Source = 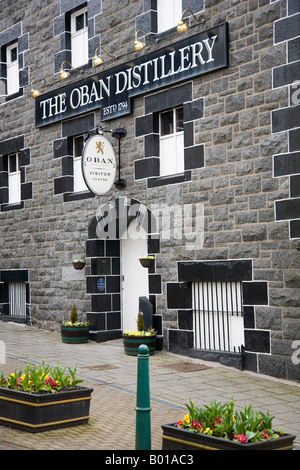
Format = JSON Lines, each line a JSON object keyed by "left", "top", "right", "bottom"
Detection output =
{"left": 0, "top": 0, "right": 299, "bottom": 381}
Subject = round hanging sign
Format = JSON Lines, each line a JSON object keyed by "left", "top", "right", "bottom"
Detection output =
{"left": 82, "top": 133, "right": 116, "bottom": 196}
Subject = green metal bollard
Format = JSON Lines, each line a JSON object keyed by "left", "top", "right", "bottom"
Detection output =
{"left": 135, "top": 344, "right": 151, "bottom": 450}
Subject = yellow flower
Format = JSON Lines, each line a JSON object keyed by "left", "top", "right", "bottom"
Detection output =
{"left": 184, "top": 414, "right": 190, "bottom": 424}
{"left": 205, "top": 427, "right": 213, "bottom": 435}
{"left": 232, "top": 415, "right": 236, "bottom": 423}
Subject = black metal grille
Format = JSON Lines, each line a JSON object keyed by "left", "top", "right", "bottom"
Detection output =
{"left": 192, "top": 281, "right": 244, "bottom": 353}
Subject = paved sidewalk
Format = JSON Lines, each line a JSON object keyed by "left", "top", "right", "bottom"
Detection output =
{"left": 0, "top": 322, "right": 299, "bottom": 450}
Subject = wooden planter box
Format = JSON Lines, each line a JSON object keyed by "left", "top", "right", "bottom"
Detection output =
{"left": 161, "top": 424, "right": 296, "bottom": 450}
{"left": 61, "top": 326, "right": 90, "bottom": 344}
{"left": 0, "top": 386, "right": 93, "bottom": 433}
{"left": 123, "top": 335, "right": 157, "bottom": 356}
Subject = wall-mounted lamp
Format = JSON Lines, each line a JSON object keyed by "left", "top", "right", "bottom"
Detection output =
{"left": 59, "top": 61, "right": 83, "bottom": 80}
{"left": 93, "top": 46, "right": 118, "bottom": 67}
{"left": 134, "top": 30, "right": 156, "bottom": 52}
{"left": 30, "top": 80, "right": 45, "bottom": 98}
{"left": 177, "top": 9, "right": 205, "bottom": 33}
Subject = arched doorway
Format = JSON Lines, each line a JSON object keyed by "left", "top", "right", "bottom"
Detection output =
{"left": 86, "top": 197, "right": 163, "bottom": 346}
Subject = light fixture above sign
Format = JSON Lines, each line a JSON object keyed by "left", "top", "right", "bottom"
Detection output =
{"left": 134, "top": 30, "right": 157, "bottom": 51}
{"left": 93, "top": 46, "right": 118, "bottom": 67}
{"left": 31, "top": 79, "right": 45, "bottom": 98}
{"left": 59, "top": 61, "right": 83, "bottom": 80}
{"left": 177, "top": 9, "right": 205, "bottom": 34}
{"left": 82, "top": 132, "right": 117, "bottom": 196}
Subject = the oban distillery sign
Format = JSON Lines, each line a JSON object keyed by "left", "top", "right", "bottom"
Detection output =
{"left": 35, "top": 23, "right": 228, "bottom": 127}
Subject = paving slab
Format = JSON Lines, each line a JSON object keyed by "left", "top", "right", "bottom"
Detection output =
{"left": 0, "top": 322, "right": 299, "bottom": 450}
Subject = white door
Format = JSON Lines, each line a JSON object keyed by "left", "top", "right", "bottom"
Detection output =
{"left": 121, "top": 223, "right": 149, "bottom": 332}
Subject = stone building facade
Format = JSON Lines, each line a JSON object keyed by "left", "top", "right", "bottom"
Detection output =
{"left": 0, "top": 0, "right": 299, "bottom": 381}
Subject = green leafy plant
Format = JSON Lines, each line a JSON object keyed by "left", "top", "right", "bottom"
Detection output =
{"left": 175, "top": 399, "right": 284, "bottom": 444}
{"left": 70, "top": 304, "right": 78, "bottom": 323}
{"left": 0, "top": 360, "right": 83, "bottom": 394}
{"left": 137, "top": 310, "right": 145, "bottom": 332}
{"left": 123, "top": 310, "right": 156, "bottom": 337}
{"left": 62, "top": 305, "right": 89, "bottom": 327}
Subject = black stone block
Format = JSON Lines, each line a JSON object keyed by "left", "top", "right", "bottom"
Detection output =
{"left": 290, "top": 219, "right": 300, "bottom": 238}
{"left": 135, "top": 157, "right": 159, "bottom": 179}
{"left": 21, "top": 182, "right": 32, "bottom": 200}
{"left": 86, "top": 239, "right": 104, "bottom": 257}
{"left": 145, "top": 82, "right": 193, "bottom": 114}
{"left": 107, "top": 311, "right": 121, "bottom": 330}
{"left": 106, "top": 276, "right": 120, "bottom": 293}
{"left": 178, "top": 259, "right": 253, "bottom": 282}
{"left": 167, "top": 282, "right": 191, "bottom": 309}
{"left": 184, "top": 145, "right": 204, "bottom": 170}
{"left": 87, "top": 312, "right": 105, "bottom": 330}
{"left": 149, "top": 274, "right": 161, "bottom": 294}
{"left": 178, "top": 309, "right": 193, "bottom": 330}
{"left": 272, "top": 105, "right": 300, "bottom": 133}
{"left": 54, "top": 176, "right": 73, "bottom": 194}
{"left": 53, "top": 138, "right": 72, "bottom": 158}
{"left": 289, "top": 128, "right": 300, "bottom": 152}
{"left": 291, "top": 175, "right": 300, "bottom": 197}
{"left": 62, "top": 113, "right": 94, "bottom": 138}
{"left": 276, "top": 198, "right": 300, "bottom": 220}
{"left": 144, "top": 134, "right": 159, "bottom": 157}
{"left": 274, "top": 152, "right": 300, "bottom": 177}
{"left": 242, "top": 282, "right": 268, "bottom": 305}
{"left": 168, "top": 329, "right": 193, "bottom": 354}
{"left": 243, "top": 307, "right": 255, "bottom": 329}
{"left": 183, "top": 98, "right": 204, "bottom": 122}
{"left": 244, "top": 329, "right": 270, "bottom": 353}
{"left": 106, "top": 240, "right": 120, "bottom": 256}
{"left": 135, "top": 114, "right": 155, "bottom": 137}
{"left": 0, "top": 136, "right": 24, "bottom": 156}
{"left": 91, "top": 294, "right": 111, "bottom": 312}
{"left": 1, "top": 270, "right": 28, "bottom": 282}
{"left": 274, "top": 13, "right": 300, "bottom": 44}
{"left": 273, "top": 61, "right": 300, "bottom": 88}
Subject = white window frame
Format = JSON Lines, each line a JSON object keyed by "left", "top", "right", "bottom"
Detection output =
{"left": 157, "top": 0, "right": 182, "bottom": 33}
{"left": 159, "top": 107, "right": 184, "bottom": 177}
{"left": 6, "top": 42, "right": 19, "bottom": 96}
{"left": 8, "top": 153, "right": 21, "bottom": 204}
{"left": 73, "top": 135, "right": 88, "bottom": 193}
{"left": 71, "top": 7, "right": 88, "bottom": 68}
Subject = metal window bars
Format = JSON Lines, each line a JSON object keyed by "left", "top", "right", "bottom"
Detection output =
{"left": 192, "top": 281, "right": 244, "bottom": 353}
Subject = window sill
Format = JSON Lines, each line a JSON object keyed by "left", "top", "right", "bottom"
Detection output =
{"left": 147, "top": 170, "right": 191, "bottom": 188}
{"left": 63, "top": 191, "right": 95, "bottom": 202}
{"left": 1, "top": 201, "right": 24, "bottom": 212}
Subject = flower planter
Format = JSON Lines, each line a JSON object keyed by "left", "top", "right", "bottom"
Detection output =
{"left": 123, "top": 335, "right": 157, "bottom": 356}
{"left": 161, "top": 424, "right": 296, "bottom": 450}
{"left": 0, "top": 386, "right": 93, "bottom": 433}
{"left": 72, "top": 261, "right": 86, "bottom": 270}
{"left": 61, "top": 325, "right": 90, "bottom": 344}
{"left": 139, "top": 257, "right": 154, "bottom": 268}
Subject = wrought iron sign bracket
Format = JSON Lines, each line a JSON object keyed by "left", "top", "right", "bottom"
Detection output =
{"left": 111, "top": 128, "right": 127, "bottom": 190}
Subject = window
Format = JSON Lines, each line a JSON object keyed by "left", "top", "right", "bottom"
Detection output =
{"left": 157, "top": 0, "right": 182, "bottom": 33}
{"left": 6, "top": 43, "right": 19, "bottom": 95}
{"left": 159, "top": 107, "right": 184, "bottom": 176}
{"left": 8, "top": 153, "right": 21, "bottom": 204}
{"left": 73, "top": 135, "right": 88, "bottom": 192}
{"left": 71, "top": 7, "right": 88, "bottom": 68}
{"left": 192, "top": 281, "right": 244, "bottom": 353}
{"left": 9, "top": 282, "right": 26, "bottom": 318}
